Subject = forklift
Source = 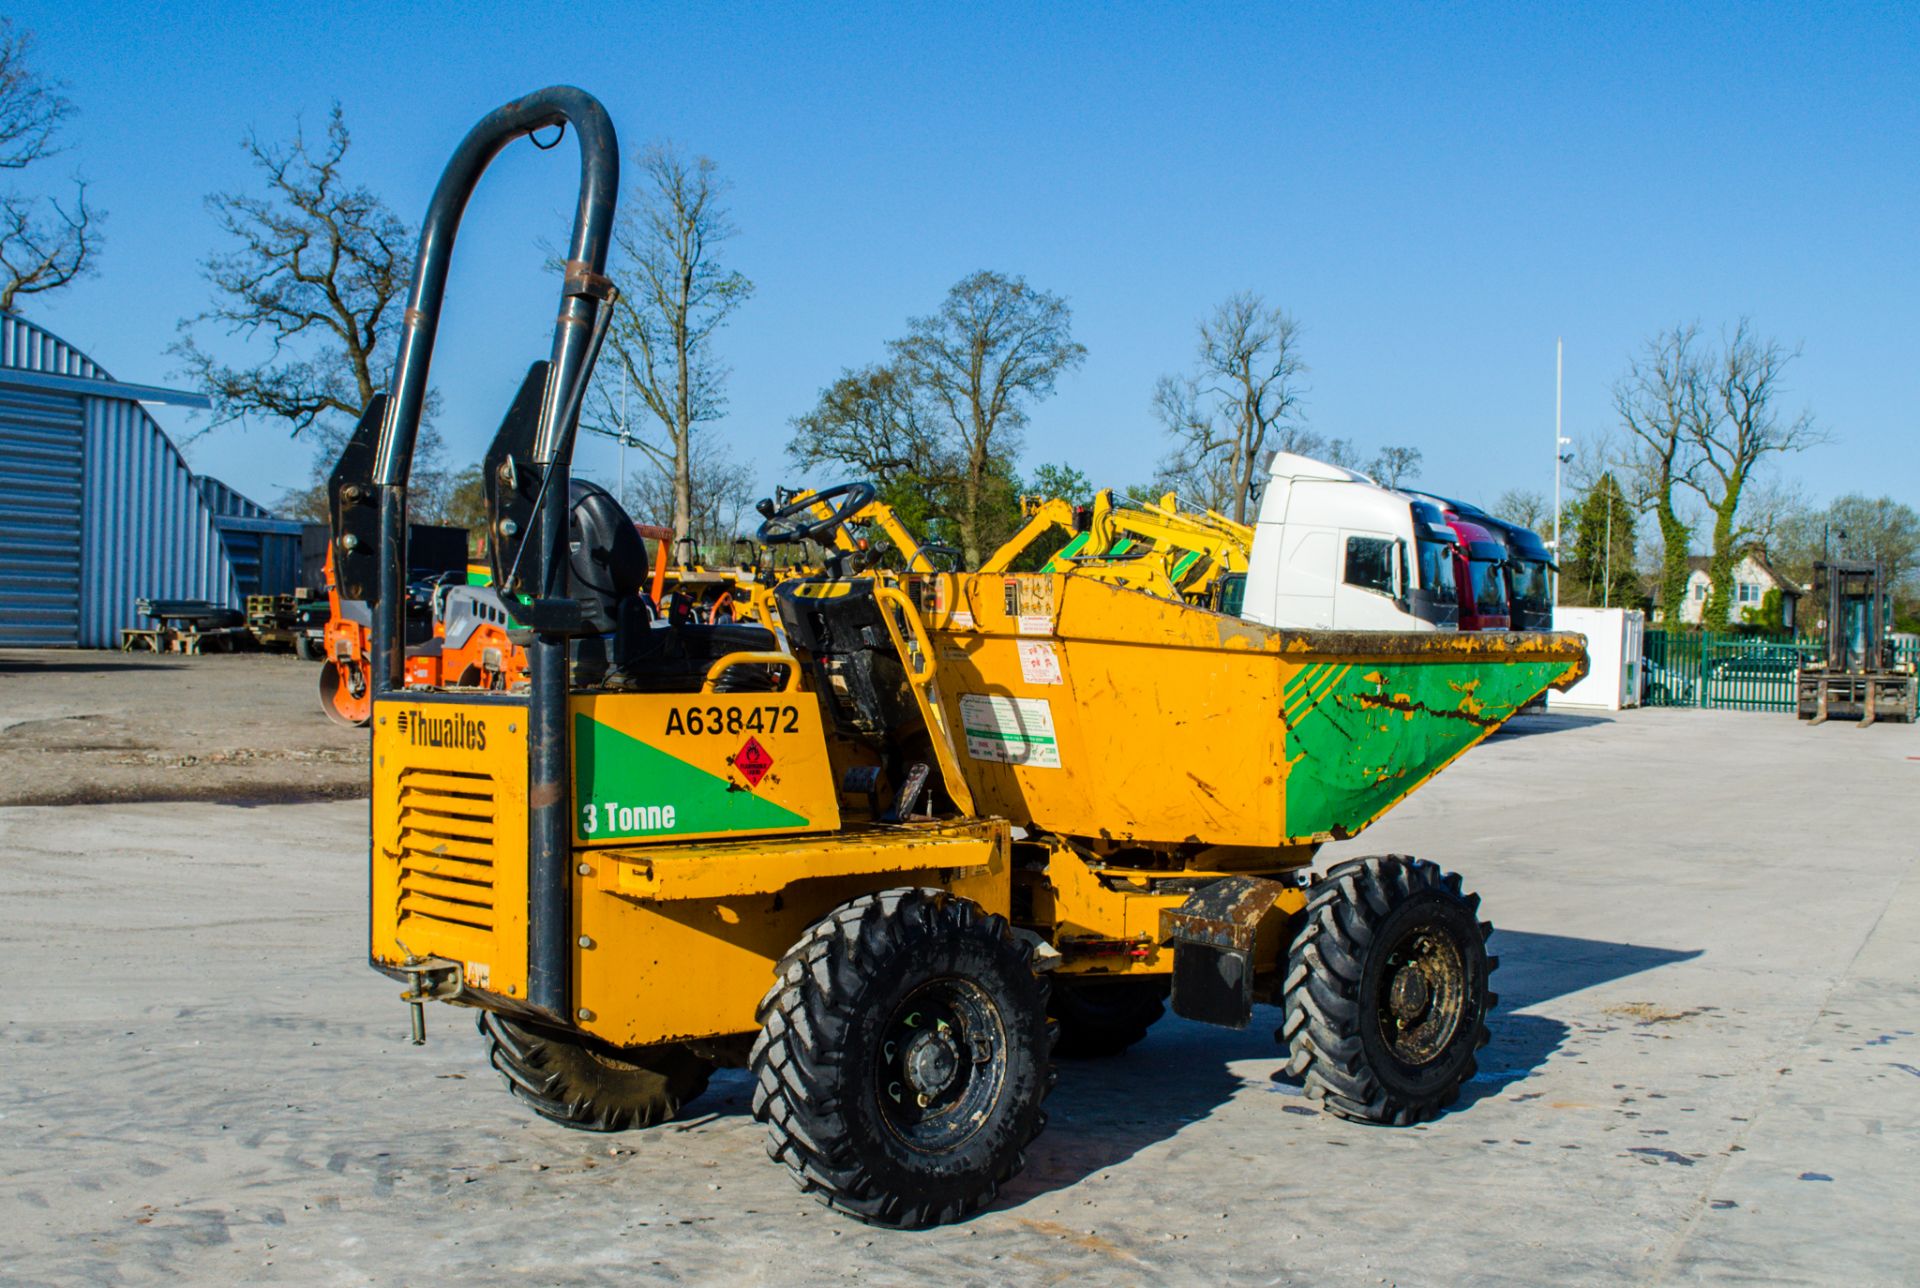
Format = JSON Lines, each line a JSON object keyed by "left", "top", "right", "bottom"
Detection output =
{"left": 1797, "top": 559, "right": 1917, "bottom": 725}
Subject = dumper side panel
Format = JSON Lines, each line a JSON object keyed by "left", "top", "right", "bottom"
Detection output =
{"left": 573, "top": 820, "right": 1010, "bottom": 1047}
{"left": 1280, "top": 654, "right": 1575, "bottom": 839}
{"left": 370, "top": 695, "right": 530, "bottom": 1000}
{"left": 924, "top": 572, "right": 1587, "bottom": 849}
{"left": 569, "top": 692, "right": 839, "bottom": 848}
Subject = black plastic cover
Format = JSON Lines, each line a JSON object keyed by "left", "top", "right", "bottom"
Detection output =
{"left": 327, "top": 395, "right": 388, "bottom": 604}
{"left": 483, "top": 362, "right": 550, "bottom": 596}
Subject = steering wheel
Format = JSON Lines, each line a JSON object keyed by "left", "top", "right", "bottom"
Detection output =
{"left": 755, "top": 481, "right": 877, "bottom": 546}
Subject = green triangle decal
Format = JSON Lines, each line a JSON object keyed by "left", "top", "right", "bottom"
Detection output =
{"left": 574, "top": 712, "right": 811, "bottom": 840}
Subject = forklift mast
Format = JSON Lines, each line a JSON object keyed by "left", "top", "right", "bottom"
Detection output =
{"left": 1817, "top": 559, "right": 1890, "bottom": 674}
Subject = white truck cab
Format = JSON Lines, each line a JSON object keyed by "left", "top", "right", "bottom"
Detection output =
{"left": 1241, "top": 452, "right": 1460, "bottom": 631}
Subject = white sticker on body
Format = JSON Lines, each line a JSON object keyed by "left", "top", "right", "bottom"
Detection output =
{"left": 959, "top": 693, "right": 1061, "bottom": 768}
{"left": 1017, "top": 641, "right": 1063, "bottom": 685}
{"left": 1017, "top": 614, "right": 1053, "bottom": 635}
{"left": 951, "top": 610, "right": 976, "bottom": 629}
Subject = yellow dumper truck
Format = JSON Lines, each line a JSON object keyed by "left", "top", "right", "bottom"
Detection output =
{"left": 349, "top": 87, "right": 1587, "bottom": 1228}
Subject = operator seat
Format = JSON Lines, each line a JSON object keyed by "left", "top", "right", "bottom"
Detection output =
{"left": 562, "top": 479, "right": 779, "bottom": 692}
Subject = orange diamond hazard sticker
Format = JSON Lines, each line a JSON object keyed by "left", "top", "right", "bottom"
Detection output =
{"left": 734, "top": 735, "right": 773, "bottom": 787}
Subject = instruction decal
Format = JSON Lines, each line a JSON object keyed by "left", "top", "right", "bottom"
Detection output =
{"left": 1017, "top": 641, "right": 1064, "bottom": 686}
{"left": 959, "top": 693, "right": 1061, "bottom": 768}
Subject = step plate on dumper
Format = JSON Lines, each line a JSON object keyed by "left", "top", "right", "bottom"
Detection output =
{"left": 1161, "top": 875, "right": 1306, "bottom": 1029}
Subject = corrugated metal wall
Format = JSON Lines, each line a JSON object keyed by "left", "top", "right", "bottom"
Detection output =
{"left": 2, "top": 315, "right": 107, "bottom": 380}
{"left": 0, "top": 386, "right": 87, "bottom": 643}
{"left": 195, "top": 475, "right": 303, "bottom": 598}
{"left": 77, "top": 396, "right": 229, "bottom": 645}
{"left": 0, "top": 315, "right": 282, "bottom": 647}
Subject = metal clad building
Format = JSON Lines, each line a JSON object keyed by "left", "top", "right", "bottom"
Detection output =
{"left": 0, "top": 315, "right": 303, "bottom": 647}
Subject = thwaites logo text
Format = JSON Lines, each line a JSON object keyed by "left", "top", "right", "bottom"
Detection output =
{"left": 394, "top": 709, "right": 487, "bottom": 751}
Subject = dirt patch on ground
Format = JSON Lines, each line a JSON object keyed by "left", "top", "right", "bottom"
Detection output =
{"left": 0, "top": 649, "right": 369, "bottom": 806}
{"left": 1603, "top": 1002, "right": 1717, "bottom": 1026}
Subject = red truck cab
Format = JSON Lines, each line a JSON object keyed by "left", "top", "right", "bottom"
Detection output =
{"left": 1445, "top": 516, "right": 1511, "bottom": 631}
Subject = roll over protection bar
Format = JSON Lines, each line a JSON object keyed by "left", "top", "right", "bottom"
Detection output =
{"left": 370, "top": 86, "right": 619, "bottom": 1020}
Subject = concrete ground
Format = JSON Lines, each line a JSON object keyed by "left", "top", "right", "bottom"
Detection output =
{"left": 0, "top": 649, "right": 367, "bottom": 807}
{"left": 2, "top": 699, "right": 1917, "bottom": 1285}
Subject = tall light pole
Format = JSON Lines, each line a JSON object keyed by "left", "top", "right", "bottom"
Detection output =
{"left": 1552, "top": 338, "right": 1571, "bottom": 607}
{"left": 618, "top": 366, "right": 629, "bottom": 507}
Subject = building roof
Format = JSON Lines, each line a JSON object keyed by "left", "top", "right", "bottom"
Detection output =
{"left": 1683, "top": 552, "right": 1804, "bottom": 597}
{"left": 1, "top": 314, "right": 210, "bottom": 409}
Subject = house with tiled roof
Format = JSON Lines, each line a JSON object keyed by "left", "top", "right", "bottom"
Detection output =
{"left": 1673, "top": 552, "right": 1804, "bottom": 628}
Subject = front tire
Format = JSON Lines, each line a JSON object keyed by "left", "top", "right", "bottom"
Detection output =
{"left": 1279, "top": 855, "right": 1494, "bottom": 1125}
{"left": 479, "top": 1011, "right": 713, "bottom": 1131}
{"left": 750, "top": 888, "right": 1053, "bottom": 1228}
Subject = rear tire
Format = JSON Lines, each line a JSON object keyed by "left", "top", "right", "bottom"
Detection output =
{"left": 750, "top": 888, "right": 1053, "bottom": 1228}
{"left": 1279, "top": 855, "right": 1494, "bottom": 1125}
{"left": 478, "top": 1011, "right": 713, "bottom": 1131}
{"left": 1049, "top": 977, "right": 1168, "bottom": 1058}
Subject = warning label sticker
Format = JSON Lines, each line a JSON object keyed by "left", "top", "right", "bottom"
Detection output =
{"left": 959, "top": 694, "right": 1060, "bottom": 768}
{"left": 734, "top": 735, "right": 773, "bottom": 787}
{"left": 1017, "top": 641, "right": 1063, "bottom": 685}
{"left": 1017, "top": 615, "right": 1053, "bottom": 635}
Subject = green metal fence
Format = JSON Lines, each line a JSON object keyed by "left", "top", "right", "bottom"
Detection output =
{"left": 1643, "top": 631, "right": 1920, "bottom": 712}
{"left": 1643, "top": 631, "right": 1809, "bottom": 711}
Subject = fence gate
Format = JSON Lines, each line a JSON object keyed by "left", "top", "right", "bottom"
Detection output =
{"left": 1643, "top": 631, "right": 1822, "bottom": 712}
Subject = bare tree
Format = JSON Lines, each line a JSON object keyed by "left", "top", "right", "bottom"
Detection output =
{"left": 889, "top": 271, "right": 1086, "bottom": 565}
{"left": 1319, "top": 436, "right": 1362, "bottom": 472}
{"left": 1687, "top": 320, "right": 1827, "bottom": 628}
{"left": 1492, "top": 488, "right": 1548, "bottom": 532}
{"left": 176, "top": 105, "right": 408, "bottom": 436}
{"left": 1154, "top": 292, "right": 1308, "bottom": 524}
{"left": 617, "top": 434, "right": 754, "bottom": 556}
{"left": 0, "top": 20, "right": 101, "bottom": 311}
{"left": 787, "top": 362, "right": 946, "bottom": 488}
{"left": 174, "top": 105, "right": 452, "bottom": 518}
{"left": 1369, "top": 445, "right": 1423, "bottom": 488}
{"left": 589, "top": 143, "right": 753, "bottom": 546}
{"left": 1615, "top": 324, "right": 1712, "bottom": 627}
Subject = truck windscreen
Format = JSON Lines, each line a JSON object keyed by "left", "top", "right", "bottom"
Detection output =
{"left": 1509, "top": 561, "right": 1551, "bottom": 618}
{"left": 1418, "top": 539, "right": 1457, "bottom": 597}
{"left": 1470, "top": 560, "right": 1508, "bottom": 612}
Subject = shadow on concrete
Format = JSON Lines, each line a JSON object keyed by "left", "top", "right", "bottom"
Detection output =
{"left": 1491, "top": 712, "right": 1615, "bottom": 737}
{"left": 0, "top": 655, "right": 180, "bottom": 674}
{"left": 1458, "top": 929, "right": 1701, "bottom": 1110}
{"left": 1005, "top": 928, "right": 1704, "bottom": 1198}
{"left": 1004, "top": 1010, "right": 1276, "bottom": 1210}
{"left": 1492, "top": 929, "right": 1701, "bottom": 1011}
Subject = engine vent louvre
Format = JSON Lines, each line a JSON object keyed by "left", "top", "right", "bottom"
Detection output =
{"left": 395, "top": 768, "right": 498, "bottom": 934}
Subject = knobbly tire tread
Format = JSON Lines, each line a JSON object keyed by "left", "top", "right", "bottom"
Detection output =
{"left": 1049, "top": 977, "right": 1169, "bottom": 1058}
{"left": 478, "top": 1011, "right": 713, "bottom": 1132}
{"left": 748, "top": 888, "right": 1055, "bottom": 1228}
{"left": 1279, "top": 854, "right": 1495, "bottom": 1126}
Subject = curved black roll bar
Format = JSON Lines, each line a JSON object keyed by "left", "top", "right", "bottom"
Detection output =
{"left": 369, "top": 86, "right": 619, "bottom": 1021}
{"left": 370, "top": 85, "right": 619, "bottom": 690}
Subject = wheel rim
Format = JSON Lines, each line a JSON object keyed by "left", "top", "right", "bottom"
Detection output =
{"left": 875, "top": 977, "right": 1005, "bottom": 1153}
{"left": 1373, "top": 918, "right": 1468, "bottom": 1067}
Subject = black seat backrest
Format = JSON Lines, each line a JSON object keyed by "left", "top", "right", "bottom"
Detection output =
{"left": 567, "top": 479, "right": 650, "bottom": 633}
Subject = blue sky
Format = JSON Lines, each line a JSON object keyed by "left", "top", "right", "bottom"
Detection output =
{"left": 11, "top": 2, "right": 1918, "bottom": 524}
